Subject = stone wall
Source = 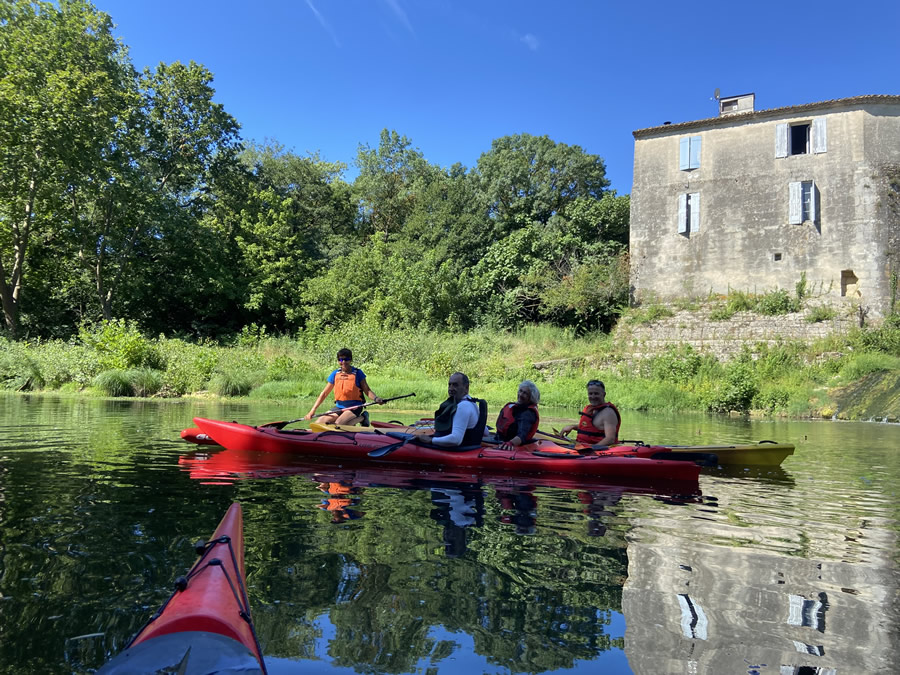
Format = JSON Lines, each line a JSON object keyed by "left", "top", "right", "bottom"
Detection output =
{"left": 615, "top": 307, "right": 855, "bottom": 362}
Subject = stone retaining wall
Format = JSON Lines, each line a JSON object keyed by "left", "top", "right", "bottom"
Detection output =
{"left": 615, "top": 308, "right": 856, "bottom": 362}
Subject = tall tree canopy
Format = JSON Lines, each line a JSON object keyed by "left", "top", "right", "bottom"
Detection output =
{"left": 0, "top": 1, "right": 631, "bottom": 342}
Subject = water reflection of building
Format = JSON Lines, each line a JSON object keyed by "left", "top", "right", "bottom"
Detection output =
{"left": 622, "top": 529, "right": 898, "bottom": 673}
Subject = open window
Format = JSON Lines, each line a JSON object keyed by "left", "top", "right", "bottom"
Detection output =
{"left": 776, "top": 118, "right": 827, "bottom": 157}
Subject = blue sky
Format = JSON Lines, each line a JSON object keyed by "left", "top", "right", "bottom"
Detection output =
{"left": 95, "top": 0, "right": 899, "bottom": 195}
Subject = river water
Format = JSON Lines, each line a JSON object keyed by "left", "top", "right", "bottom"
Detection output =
{"left": 0, "top": 395, "right": 897, "bottom": 674}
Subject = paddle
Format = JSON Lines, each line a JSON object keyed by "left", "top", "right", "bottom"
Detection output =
{"left": 262, "top": 393, "right": 416, "bottom": 430}
{"left": 649, "top": 451, "right": 719, "bottom": 467}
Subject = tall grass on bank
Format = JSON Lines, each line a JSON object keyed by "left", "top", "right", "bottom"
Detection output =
{"left": 1, "top": 318, "right": 899, "bottom": 418}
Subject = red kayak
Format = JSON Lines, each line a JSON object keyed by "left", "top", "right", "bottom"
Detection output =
{"left": 100, "top": 503, "right": 266, "bottom": 674}
{"left": 189, "top": 417, "right": 704, "bottom": 482}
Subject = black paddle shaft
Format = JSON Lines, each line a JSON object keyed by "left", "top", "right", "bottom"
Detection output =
{"left": 262, "top": 393, "right": 416, "bottom": 430}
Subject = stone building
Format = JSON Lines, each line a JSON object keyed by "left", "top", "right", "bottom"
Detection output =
{"left": 630, "top": 94, "right": 900, "bottom": 320}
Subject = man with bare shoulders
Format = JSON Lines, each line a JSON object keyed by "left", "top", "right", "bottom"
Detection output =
{"left": 560, "top": 379, "right": 620, "bottom": 448}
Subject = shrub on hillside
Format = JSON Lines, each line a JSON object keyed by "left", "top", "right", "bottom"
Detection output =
{"left": 756, "top": 289, "right": 800, "bottom": 315}
{"left": 805, "top": 305, "right": 836, "bottom": 323}
{"left": 648, "top": 344, "right": 704, "bottom": 384}
{"left": 704, "top": 354, "right": 758, "bottom": 413}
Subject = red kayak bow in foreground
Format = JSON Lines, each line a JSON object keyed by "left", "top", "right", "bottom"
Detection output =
{"left": 100, "top": 502, "right": 266, "bottom": 674}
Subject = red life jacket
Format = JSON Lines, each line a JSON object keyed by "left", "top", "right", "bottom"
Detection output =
{"left": 495, "top": 402, "right": 539, "bottom": 442}
{"left": 575, "top": 402, "right": 621, "bottom": 446}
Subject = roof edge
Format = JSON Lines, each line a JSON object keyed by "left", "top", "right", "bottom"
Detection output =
{"left": 633, "top": 94, "right": 900, "bottom": 138}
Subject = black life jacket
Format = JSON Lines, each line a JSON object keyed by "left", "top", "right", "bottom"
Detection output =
{"left": 433, "top": 396, "right": 488, "bottom": 446}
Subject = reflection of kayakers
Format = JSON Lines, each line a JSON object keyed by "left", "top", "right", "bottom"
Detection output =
{"left": 493, "top": 380, "right": 540, "bottom": 451}
{"left": 577, "top": 490, "right": 623, "bottom": 537}
{"left": 317, "top": 481, "right": 364, "bottom": 522}
{"left": 560, "top": 379, "right": 620, "bottom": 447}
{"left": 430, "top": 486, "right": 485, "bottom": 557}
{"left": 497, "top": 487, "right": 538, "bottom": 535}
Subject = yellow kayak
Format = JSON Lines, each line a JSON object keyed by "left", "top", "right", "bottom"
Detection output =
{"left": 309, "top": 421, "right": 433, "bottom": 435}
{"left": 665, "top": 442, "right": 794, "bottom": 466}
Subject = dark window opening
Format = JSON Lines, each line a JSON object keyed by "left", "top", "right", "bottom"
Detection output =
{"left": 774, "top": 253, "right": 782, "bottom": 261}
{"left": 791, "top": 124, "right": 810, "bottom": 155}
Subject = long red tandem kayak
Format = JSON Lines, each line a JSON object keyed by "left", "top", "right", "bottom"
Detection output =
{"left": 189, "top": 417, "right": 704, "bottom": 482}
{"left": 100, "top": 502, "right": 266, "bottom": 674}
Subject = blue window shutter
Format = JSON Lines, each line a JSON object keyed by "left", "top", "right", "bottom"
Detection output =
{"left": 690, "top": 193, "right": 700, "bottom": 232}
{"left": 679, "top": 137, "right": 690, "bottom": 170}
{"left": 776, "top": 123, "right": 788, "bottom": 158}
{"left": 812, "top": 118, "right": 827, "bottom": 154}
{"left": 789, "top": 182, "right": 802, "bottom": 224}
{"left": 689, "top": 136, "right": 702, "bottom": 169}
{"left": 678, "top": 194, "right": 688, "bottom": 233}
{"left": 810, "top": 181, "right": 818, "bottom": 223}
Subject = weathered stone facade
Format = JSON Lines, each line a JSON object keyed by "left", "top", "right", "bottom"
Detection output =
{"left": 630, "top": 95, "right": 900, "bottom": 321}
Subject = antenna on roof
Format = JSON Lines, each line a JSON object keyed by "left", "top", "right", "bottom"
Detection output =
{"left": 714, "top": 88, "right": 720, "bottom": 100}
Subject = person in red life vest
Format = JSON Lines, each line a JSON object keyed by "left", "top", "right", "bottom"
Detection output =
{"left": 560, "top": 379, "right": 621, "bottom": 448}
{"left": 494, "top": 380, "right": 540, "bottom": 451}
{"left": 304, "top": 348, "right": 384, "bottom": 425}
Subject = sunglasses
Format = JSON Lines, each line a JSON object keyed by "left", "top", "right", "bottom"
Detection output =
{"left": 338, "top": 357, "right": 352, "bottom": 362}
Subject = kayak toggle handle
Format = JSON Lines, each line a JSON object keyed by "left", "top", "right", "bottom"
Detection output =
{"left": 174, "top": 575, "right": 188, "bottom": 592}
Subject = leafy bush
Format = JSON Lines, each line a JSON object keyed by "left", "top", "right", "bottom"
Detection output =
{"left": 753, "top": 386, "right": 791, "bottom": 412}
{"left": 235, "top": 323, "right": 267, "bottom": 347}
{"left": 157, "top": 338, "right": 220, "bottom": 395}
{"left": 708, "top": 306, "right": 735, "bottom": 321}
{"left": 704, "top": 354, "right": 758, "bottom": 413}
{"left": 626, "top": 303, "right": 674, "bottom": 325}
{"left": 856, "top": 323, "right": 900, "bottom": 356}
{"left": 756, "top": 289, "right": 799, "bottom": 315}
{"left": 725, "top": 290, "right": 755, "bottom": 313}
{"left": 648, "top": 344, "right": 704, "bottom": 384}
{"left": 79, "top": 319, "right": 161, "bottom": 370}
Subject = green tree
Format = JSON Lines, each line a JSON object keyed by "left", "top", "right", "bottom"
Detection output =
{"left": 475, "top": 133, "right": 611, "bottom": 232}
{"left": 0, "top": 0, "right": 130, "bottom": 336}
{"left": 353, "top": 129, "right": 436, "bottom": 239}
{"left": 71, "top": 60, "right": 242, "bottom": 322}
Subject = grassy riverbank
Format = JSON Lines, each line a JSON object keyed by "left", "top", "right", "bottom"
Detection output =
{"left": 2, "top": 319, "right": 899, "bottom": 420}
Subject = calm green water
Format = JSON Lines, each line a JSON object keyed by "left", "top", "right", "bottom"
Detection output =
{"left": 0, "top": 395, "right": 898, "bottom": 674}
